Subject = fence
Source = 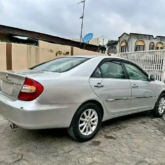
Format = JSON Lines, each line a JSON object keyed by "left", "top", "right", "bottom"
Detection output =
{"left": 118, "top": 50, "right": 165, "bottom": 82}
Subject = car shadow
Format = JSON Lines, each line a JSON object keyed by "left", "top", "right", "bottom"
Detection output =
{"left": 5, "top": 111, "right": 154, "bottom": 143}
{"left": 102, "top": 110, "right": 152, "bottom": 128}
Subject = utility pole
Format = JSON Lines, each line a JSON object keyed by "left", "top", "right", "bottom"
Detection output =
{"left": 78, "top": 0, "right": 86, "bottom": 44}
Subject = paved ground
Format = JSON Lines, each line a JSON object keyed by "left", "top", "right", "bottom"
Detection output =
{"left": 1, "top": 112, "right": 165, "bottom": 165}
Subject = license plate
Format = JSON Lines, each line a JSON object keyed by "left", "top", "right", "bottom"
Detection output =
{"left": 1, "top": 81, "right": 13, "bottom": 95}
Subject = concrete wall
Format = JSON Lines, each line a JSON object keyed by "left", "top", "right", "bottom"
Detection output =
{"left": 0, "top": 43, "right": 6, "bottom": 70}
{"left": 72, "top": 38, "right": 100, "bottom": 46}
{"left": 0, "top": 41, "right": 107, "bottom": 71}
{"left": 12, "top": 43, "right": 60, "bottom": 69}
{"left": 39, "top": 41, "right": 103, "bottom": 56}
{"left": 73, "top": 47, "right": 103, "bottom": 55}
{"left": 11, "top": 42, "right": 104, "bottom": 70}
{"left": 12, "top": 44, "right": 42, "bottom": 69}
{"left": 39, "top": 41, "right": 71, "bottom": 56}
{"left": 12, "top": 44, "right": 28, "bottom": 69}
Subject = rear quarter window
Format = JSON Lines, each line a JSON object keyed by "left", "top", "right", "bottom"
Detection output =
{"left": 30, "top": 57, "right": 89, "bottom": 73}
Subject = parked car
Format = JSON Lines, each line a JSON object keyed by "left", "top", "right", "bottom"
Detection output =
{"left": 0, "top": 55, "right": 165, "bottom": 142}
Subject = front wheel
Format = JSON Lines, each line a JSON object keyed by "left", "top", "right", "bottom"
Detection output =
{"left": 153, "top": 93, "right": 165, "bottom": 117}
{"left": 68, "top": 103, "right": 102, "bottom": 142}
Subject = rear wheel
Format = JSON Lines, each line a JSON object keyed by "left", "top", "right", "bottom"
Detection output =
{"left": 153, "top": 93, "right": 165, "bottom": 117}
{"left": 68, "top": 103, "right": 102, "bottom": 142}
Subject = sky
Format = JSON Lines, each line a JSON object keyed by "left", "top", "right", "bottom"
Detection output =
{"left": 0, "top": 0, "right": 164, "bottom": 40}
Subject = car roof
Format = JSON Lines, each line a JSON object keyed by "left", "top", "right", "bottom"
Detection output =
{"left": 68, "top": 55, "right": 124, "bottom": 60}
{"left": 70, "top": 55, "right": 143, "bottom": 69}
{"left": 71, "top": 55, "right": 148, "bottom": 76}
{"left": 71, "top": 55, "right": 105, "bottom": 58}
{"left": 59, "top": 55, "right": 133, "bottom": 64}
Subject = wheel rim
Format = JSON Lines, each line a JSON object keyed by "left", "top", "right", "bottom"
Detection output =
{"left": 79, "top": 109, "right": 98, "bottom": 136}
{"left": 158, "top": 97, "right": 165, "bottom": 114}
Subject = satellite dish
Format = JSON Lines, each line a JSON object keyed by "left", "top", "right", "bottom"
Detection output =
{"left": 98, "top": 35, "right": 109, "bottom": 46}
{"left": 83, "top": 33, "right": 94, "bottom": 43}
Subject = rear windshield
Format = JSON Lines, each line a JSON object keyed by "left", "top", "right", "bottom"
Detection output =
{"left": 30, "top": 57, "right": 89, "bottom": 73}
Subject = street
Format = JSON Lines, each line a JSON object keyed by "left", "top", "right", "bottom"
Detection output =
{"left": 1, "top": 112, "right": 165, "bottom": 165}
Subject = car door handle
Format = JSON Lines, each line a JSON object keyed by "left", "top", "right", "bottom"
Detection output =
{"left": 132, "top": 84, "right": 138, "bottom": 88}
{"left": 94, "top": 83, "right": 104, "bottom": 88}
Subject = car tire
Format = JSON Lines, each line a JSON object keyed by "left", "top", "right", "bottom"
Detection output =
{"left": 68, "top": 103, "right": 102, "bottom": 142}
{"left": 153, "top": 93, "right": 165, "bottom": 117}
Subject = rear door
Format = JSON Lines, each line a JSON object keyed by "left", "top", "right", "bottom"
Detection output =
{"left": 89, "top": 59, "right": 132, "bottom": 115}
{"left": 122, "top": 61, "right": 157, "bottom": 110}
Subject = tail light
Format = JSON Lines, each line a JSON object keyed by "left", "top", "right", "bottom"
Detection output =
{"left": 18, "top": 78, "right": 43, "bottom": 101}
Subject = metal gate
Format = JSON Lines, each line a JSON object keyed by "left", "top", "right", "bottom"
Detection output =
{"left": 118, "top": 50, "right": 165, "bottom": 81}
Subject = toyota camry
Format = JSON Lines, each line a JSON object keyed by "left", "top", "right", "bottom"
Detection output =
{"left": 0, "top": 55, "right": 164, "bottom": 142}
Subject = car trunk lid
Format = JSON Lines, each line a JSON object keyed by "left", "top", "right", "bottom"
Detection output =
{"left": 0, "top": 69, "right": 60, "bottom": 101}
{"left": 0, "top": 71, "right": 26, "bottom": 100}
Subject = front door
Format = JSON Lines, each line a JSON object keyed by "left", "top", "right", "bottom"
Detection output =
{"left": 89, "top": 60, "right": 132, "bottom": 115}
{"left": 123, "top": 62, "right": 157, "bottom": 110}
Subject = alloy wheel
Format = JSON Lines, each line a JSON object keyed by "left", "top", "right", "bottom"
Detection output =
{"left": 79, "top": 109, "right": 98, "bottom": 136}
{"left": 158, "top": 97, "right": 165, "bottom": 114}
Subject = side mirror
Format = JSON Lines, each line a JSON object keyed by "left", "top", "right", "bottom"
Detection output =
{"left": 149, "top": 75, "right": 155, "bottom": 81}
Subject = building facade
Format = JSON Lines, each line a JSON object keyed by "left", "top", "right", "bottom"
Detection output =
{"left": 117, "top": 33, "right": 165, "bottom": 53}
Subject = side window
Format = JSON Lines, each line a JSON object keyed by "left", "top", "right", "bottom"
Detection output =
{"left": 124, "top": 63, "right": 148, "bottom": 81}
{"left": 92, "top": 67, "right": 102, "bottom": 78}
{"left": 92, "top": 61, "right": 125, "bottom": 79}
{"left": 100, "top": 63, "right": 109, "bottom": 75}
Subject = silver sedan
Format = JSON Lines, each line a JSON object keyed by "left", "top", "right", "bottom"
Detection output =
{"left": 0, "top": 55, "right": 165, "bottom": 142}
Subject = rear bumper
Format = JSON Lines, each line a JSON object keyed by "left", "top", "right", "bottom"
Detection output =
{"left": 0, "top": 94, "right": 79, "bottom": 129}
